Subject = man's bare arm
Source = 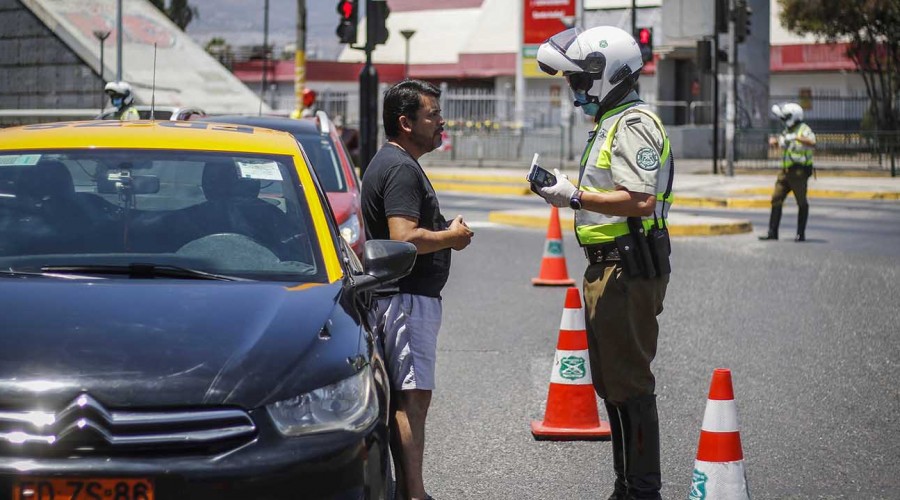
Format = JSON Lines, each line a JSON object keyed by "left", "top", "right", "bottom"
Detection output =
{"left": 387, "top": 215, "right": 474, "bottom": 254}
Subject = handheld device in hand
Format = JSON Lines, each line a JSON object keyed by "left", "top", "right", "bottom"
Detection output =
{"left": 526, "top": 153, "right": 557, "bottom": 188}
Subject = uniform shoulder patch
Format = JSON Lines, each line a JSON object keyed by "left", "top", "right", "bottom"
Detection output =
{"left": 635, "top": 147, "right": 660, "bottom": 171}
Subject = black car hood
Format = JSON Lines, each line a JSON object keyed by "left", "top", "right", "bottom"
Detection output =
{"left": 0, "top": 280, "right": 363, "bottom": 410}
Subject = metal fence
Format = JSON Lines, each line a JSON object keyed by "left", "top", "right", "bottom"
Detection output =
{"left": 734, "top": 129, "right": 899, "bottom": 172}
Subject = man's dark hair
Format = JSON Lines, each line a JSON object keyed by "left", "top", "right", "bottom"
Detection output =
{"left": 382, "top": 79, "right": 441, "bottom": 139}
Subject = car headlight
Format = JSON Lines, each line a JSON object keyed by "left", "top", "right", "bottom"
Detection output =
{"left": 266, "top": 366, "right": 377, "bottom": 436}
{"left": 339, "top": 213, "right": 361, "bottom": 246}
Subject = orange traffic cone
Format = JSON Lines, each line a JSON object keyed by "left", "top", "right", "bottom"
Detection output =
{"left": 532, "top": 205, "right": 575, "bottom": 286}
{"left": 689, "top": 368, "right": 751, "bottom": 500}
{"left": 531, "top": 287, "right": 610, "bottom": 440}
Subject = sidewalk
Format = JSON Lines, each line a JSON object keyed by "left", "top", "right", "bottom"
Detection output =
{"left": 422, "top": 160, "right": 900, "bottom": 236}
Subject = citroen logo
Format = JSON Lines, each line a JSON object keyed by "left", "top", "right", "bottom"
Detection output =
{"left": 0, "top": 393, "right": 115, "bottom": 447}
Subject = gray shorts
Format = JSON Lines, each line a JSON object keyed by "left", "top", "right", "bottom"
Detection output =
{"left": 373, "top": 294, "right": 442, "bottom": 391}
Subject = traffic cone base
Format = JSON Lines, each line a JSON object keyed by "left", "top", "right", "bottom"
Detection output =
{"left": 532, "top": 206, "right": 575, "bottom": 286}
{"left": 532, "top": 277, "right": 576, "bottom": 286}
{"left": 689, "top": 368, "right": 750, "bottom": 500}
{"left": 531, "top": 288, "right": 610, "bottom": 441}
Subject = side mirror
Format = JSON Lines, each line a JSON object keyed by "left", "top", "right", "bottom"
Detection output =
{"left": 349, "top": 240, "right": 416, "bottom": 292}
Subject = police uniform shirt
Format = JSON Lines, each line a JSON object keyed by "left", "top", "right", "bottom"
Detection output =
{"left": 608, "top": 109, "right": 664, "bottom": 195}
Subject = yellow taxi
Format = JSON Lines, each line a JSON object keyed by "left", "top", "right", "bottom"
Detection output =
{"left": 0, "top": 121, "right": 414, "bottom": 499}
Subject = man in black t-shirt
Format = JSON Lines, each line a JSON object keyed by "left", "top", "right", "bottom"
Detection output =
{"left": 361, "top": 80, "right": 473, "bottom": 500}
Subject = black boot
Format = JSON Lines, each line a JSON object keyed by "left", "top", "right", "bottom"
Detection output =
{"left": 758, "top": 205, "right": 782, "bottom": 240}
{"left": 604, "top": 401, "right": 628, "bottom": 500}
{"left": 795, "top": 205, "right": 808, "bottom": 241}
{"left": 620, "top": 396, "right": 661, "bottom": 500}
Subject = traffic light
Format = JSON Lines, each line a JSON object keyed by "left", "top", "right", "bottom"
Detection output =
{"left": 336, "top": 0, "right": 358, "bottom": 44}
{"left": 733, "top": 0, "right": 752, "bottom": 43}
{"left": 697, "top": 39, "right": 712, "bottom": 74}
{"left": 368, "top": 0, "right": 390, "bottom": 47}
{"left": 636, "top": 27, "right": 653, "bottom": 63}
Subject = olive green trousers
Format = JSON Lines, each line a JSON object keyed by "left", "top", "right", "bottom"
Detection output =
{"left": 583, "top": 262, "right": 669, "bottom": 404}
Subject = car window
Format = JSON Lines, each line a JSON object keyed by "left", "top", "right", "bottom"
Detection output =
{"left": 293, "top": 133, "right": 347, "bottom": 193}
{"left": 138, "top": 110, "right": 173, "bottom": 120}
{"left": 0, "top": 150, "right": 326, "bottom": 283}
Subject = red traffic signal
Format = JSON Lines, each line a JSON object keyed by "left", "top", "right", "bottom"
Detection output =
{"left": 638, "top": 28, "right": 651, "bottom": 45}
{"left": 636, "top": 27, "right": 653, "bottom": 63}
{"left": 336, "top": 0, "right": 358, "bottom": 44}
{"left": 337, "top": 0, "right": 355, "bottom": 19}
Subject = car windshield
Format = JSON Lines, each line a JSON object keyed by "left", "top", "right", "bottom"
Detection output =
{"left": 293, "top": 133, "right": 347, "bottom": 192}
{"left": 0, "top": 150, "right": 326, "bottom": 282}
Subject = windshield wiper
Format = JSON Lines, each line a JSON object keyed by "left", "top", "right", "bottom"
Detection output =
{"left": 40, "top": 264, "right": 247, "bottom": 281}
{"left": 0, "top": 269, "right": 90, "bottom": 279}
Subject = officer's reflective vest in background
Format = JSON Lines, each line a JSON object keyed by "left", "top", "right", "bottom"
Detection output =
{"left": 781, "top": 122, "right": 814, "bottom": 168}
{"left": 574, "top": 102, "right": 674, "bottom": 246}
{"left": 116, "top": 106, "right": 139, "bottom": 121}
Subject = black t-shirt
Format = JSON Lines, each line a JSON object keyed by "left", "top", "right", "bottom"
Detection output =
{"left": 361, "top": 143, "right": 450, "bottom": 298}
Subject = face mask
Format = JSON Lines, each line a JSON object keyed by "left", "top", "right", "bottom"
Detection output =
{"left": 573, "top": 91, "right": 599, "bottom": 118}
{"left": 112, "top": 97, "right": 123, "bottom": 107}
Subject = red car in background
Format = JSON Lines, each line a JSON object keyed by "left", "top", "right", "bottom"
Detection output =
{"left": 203, "top": 112, "right": 366, "bottom": 257}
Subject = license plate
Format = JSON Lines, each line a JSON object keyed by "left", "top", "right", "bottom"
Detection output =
{"left": 13, "top": 477, "right": 154, "bottom": 500}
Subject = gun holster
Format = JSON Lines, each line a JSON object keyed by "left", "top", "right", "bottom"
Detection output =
{"left": 614, "top": 218, "right": 671, "bottom": 279}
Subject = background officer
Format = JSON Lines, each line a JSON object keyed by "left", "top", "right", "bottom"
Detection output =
{"left": 534, "top": 26, "right": 673, "bottom": 500}
{"left": 760, "top": 102, "right": 817, "bottom": 241}
{"left": 103, "top": 81, "right": 139, "bottom": 121}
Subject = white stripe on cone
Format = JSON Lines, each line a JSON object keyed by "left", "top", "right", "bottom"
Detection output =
{"left": 701, "top": 400, "right": 740, "bottom": 433}
{"left": 559, "top": 308, "right": 585, "bottom": 331}
{"left": 690, "top": 461, "right": 750, "bottom": 500}
{"left": 542, "top": 239, "right": 564, "bottom": 258}
{"left": 548, "top": 349, "right": 591, "bottom": 385}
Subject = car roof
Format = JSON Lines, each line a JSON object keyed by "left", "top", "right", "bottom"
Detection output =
{"left": 0, "top": 120, "right": 300, "bottom": 155}
{"left": 204, "top": 115, "right": 322, "bottom": 136}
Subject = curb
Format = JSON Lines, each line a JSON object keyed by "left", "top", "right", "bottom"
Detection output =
{"left": 487, "top": 210, "right": 753, "bottom": 237}
{"left": 674, "top": 196, "right": 772, "bottom": 209}
{"left": 431, "top": 181, "right": 532, "bottom": 196}
{"left": 732, "top": 187, "right": 900, "bottom": 200}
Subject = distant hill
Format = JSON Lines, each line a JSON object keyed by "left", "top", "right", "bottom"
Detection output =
{"left": 185, "top": 0, "right": 343, "bottom": 60}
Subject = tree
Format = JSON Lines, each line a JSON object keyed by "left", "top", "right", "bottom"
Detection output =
{"left": 205, "top": 37, "right": 234, "bottom": 68}
{"left": 777, "top": 0, "right": 899, "bottom": 133}
{"left": 150, "top": 0, "right": 198, "bottom": 31}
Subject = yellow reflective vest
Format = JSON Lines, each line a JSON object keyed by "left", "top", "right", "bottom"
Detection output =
{"left": 781, "top": 123, "right": 815, "bottom": 168}
{"left": 574, "top": 101, "right": 673, "bottom": 246}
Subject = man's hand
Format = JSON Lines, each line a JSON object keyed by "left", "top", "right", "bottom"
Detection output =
{"left": 447, "top": 215, "right": 474, "bottom": 251}
{"left": 537, "top": 169, "right": 577, "bottom": 208}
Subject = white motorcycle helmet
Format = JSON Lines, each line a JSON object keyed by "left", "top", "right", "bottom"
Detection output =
{"left": 536, "top": 26, "right": 643, "bottom": 115}
{"left": 771, "top": 102, "right": 803, "bottom": 128}
{"left": 104, "top": 81, "right": 135, "bottom": 106}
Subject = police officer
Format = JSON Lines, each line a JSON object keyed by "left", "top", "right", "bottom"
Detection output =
{"left": 760, "top": 102, "right": 817, "bottom": 242}
{"left": 104, "top": 81, "right": 139, "bottom": 121}
{"left": 534, "top": 26, "right": 672, "bottom": 500}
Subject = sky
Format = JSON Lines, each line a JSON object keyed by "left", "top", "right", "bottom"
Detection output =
{"left": 184, "top": 0, "right": 343, "bottom": 60}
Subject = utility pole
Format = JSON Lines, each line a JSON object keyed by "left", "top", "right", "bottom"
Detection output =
{"left": 295, "top": 0, "right": 307, "bottom": 117}
{"left": 712, "top": 0, "right": 723, "bottom": 174}
{"left": 116, "top": 0, "right": 123, "bottom": 81}
{"left": 725, "top": 0, "right": 737, "bottom": 176}
{"left": 631, "top": 0, "right": 639, "bottom": 94}
{"left": 260, "top": 0, "right": 270, "bottom": 115}
{"left": 514, "top": 0, "right": 524, "bottom": 128}
{"left": 358, "top": 0, "right": 380, "bottom": 175}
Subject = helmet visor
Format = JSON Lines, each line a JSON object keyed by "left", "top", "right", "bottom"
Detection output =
{"left": 548, "top": 27, "right": 582, "bottom": 53}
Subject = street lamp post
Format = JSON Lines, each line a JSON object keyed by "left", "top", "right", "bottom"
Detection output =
{"left": 400, "top": 29, "right": 415, "bottom": 80}
{"left": 93, "top": 30, "right": 111, "bottom": 114}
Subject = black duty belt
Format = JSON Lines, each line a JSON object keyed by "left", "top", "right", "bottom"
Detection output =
{"left": 584, "top": 243, "right": 620, "bottom": 264}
